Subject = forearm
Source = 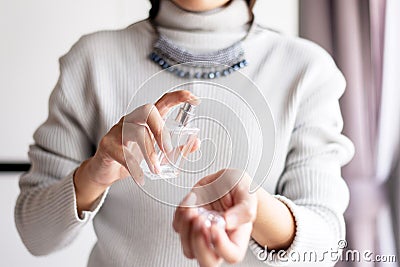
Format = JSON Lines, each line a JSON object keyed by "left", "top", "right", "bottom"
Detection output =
{"left": 73, "top": 158, "right": 110, "bottom": 215}
{"left": 251, "top": 189, "right": 296, "bottom": 250}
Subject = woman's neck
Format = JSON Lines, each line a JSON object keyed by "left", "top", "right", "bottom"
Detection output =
{"left": 153, "top": 0, "right": 252, "bottom": 52}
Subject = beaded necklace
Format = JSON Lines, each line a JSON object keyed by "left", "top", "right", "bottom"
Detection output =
{"left": 149, "top": 18, "right": 255, "bottom": 79}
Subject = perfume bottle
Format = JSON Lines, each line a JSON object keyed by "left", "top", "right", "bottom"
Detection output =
{"left": 142, "top": 102, "right": 200, "bottom": 180}
{"left": 198, "top": 207, "right": 226, "bottom": 229}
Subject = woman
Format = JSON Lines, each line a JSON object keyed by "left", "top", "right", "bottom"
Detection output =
{"left": 15, "top": 0, "right": 354, "bottom": 266}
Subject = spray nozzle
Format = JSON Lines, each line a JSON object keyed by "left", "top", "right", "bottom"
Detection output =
{"left": 175, "top": 102, "right": 196, "bottom": 126}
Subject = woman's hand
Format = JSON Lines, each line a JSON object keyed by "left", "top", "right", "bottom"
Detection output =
{"left": 74, "top": 90, "right": 198, "bottom": 214}
{"left": 173, "top": 169, "right": 258, "bottom": 267}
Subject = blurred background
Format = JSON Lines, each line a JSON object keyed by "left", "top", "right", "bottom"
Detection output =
{"left": 0, "top": 0, "right": 398, "bottom": 266}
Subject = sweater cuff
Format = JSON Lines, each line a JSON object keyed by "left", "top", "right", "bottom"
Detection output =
{"left": 64, "top": 170, "right": 109, "bottom": 223}
{"left": 248, "top": 195, "right": 331, "bottom": 266}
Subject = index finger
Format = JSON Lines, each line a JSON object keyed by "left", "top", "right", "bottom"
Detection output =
{"left": 155, "top": 90, "right": 200, "bottom": 117}
{"left": 126, "top": 104, "right": 172, "bottom": 154}
{"left": 210, "top": 223, "right": 252, "bottom": 264}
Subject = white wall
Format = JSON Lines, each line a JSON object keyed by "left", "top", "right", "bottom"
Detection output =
{"left": 0, "top": 1, "right": 298, "bottom": 266}
{"left": 0, "top": 0, "right": 150, "bottom": 162}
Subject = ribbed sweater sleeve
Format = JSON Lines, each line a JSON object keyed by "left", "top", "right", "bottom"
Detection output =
{"left": 14, "top": 37, "right": 108, "bottom": 256}
{"left": 248, "top": 45, "right": 355, "bottom": 266}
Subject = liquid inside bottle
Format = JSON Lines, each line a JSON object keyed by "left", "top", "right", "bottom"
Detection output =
{"left": 142, "top": 102, "right": 199, "bottom": 180}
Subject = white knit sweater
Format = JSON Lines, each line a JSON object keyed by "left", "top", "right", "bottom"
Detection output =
{"left": 15, "top": 1, "right": 354, "bottom": 266}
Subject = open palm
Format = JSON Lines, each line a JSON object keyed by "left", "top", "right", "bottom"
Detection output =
{"left": 173, "top": 169, "right": 258, "bottom": 267}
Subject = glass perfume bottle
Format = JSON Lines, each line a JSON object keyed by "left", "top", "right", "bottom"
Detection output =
{"left": 198, "top": 207, "right": 226, "bottom": 229}
{"left": 142, "top": 102, "right": 199, "bottom": 180}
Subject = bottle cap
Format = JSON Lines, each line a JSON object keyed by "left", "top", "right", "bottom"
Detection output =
{"left": 175, "top": 102, "right": 196, "bottom": 126}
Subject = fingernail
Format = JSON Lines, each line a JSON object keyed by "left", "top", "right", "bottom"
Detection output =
{"left": 153, "top": 161, "right": 161, "bottom": 174}
{"left": 134, "top": 174, "right": 145, "bottom": 186}
{"left": 226, "top": 213, "right": 238, "bottom": 229}
{"left": 188, "top": 95, "right": 201, "bottom": 106}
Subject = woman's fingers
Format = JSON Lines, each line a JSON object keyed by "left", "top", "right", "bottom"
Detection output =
{"left": 177, "top": 135, "right": 200, "bottom": 160}
{"left": 123, "top": 146, "right": 144, "bottom": 185}
{"left": 172, "top": 169, "right": 256, "bottom": 266}
{"left": 173, "top": 192, "right": 198, "bottom": 259}
{"left": 145, "top": 106, "right": 173, "bottom": 153}
{"left": 125, "top": 104, "right": 172, "bottom": 153}
{"left": 180, "top": 212, "right": 195, "bottom": 259}
{"left": 224, "top": 199, "right": 257, "bottom": 230}
{"left": 140, "top": 125, "right": 161, "bottom": 174}
{"left": 155, "top": 90, "right": 200, "bottom": 117}
{"left": 173, "top": 192, "right": 197, "bottom": 232}
{"left": 121, "top": 91, "right": 200, "bottom": 175}
{"left": 191, "top": 137, "right": 201, "bottom": 152}
{"left": 123, "top": 122, "right": 158, "bottom": 174}
{"left": 224, "top": 173, "right": 257, "bottom": 229}
{"left": 210, "top": 223, "right": 252, "bottom": 264}
{"left": 97, "top": 122, "right": 131, "bottom": 168}
{"left": 191, "top": 216, "right": 222, "bottom": 267}
{"left": 93, "top": 91, "right": 199, "bottom": 186}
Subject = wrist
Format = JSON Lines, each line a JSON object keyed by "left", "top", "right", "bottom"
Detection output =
{"left": 77, "top": 157, "right": 112, "bottom": 187}
{"left": 74, "top": 159, "right": 109, "bottom": 214}
{"left": 252, "top": 190, "right": 295, "bottom": 250}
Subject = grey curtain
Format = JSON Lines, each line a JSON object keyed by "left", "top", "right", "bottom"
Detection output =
{"left": 299, "top": 0, "right": 399, "bottom": 266}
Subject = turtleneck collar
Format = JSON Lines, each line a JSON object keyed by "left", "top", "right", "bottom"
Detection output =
{"left": 154, "top": 0, "right": 252, "bottom": 32}
{"left": 153, "top": 0, "right": 252, "bottom": 52}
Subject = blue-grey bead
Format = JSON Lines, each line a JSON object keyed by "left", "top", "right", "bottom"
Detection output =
{"left": 208, "top": 72, "right": 215, "bottom": 79}
{"left": 242, "top": 59, "right": 248, "bottom": 66}
{"left": 153, "top": 55, "right": 160, "bottom": 62}
{"left": 233, "top": 64, "right": 240, "bottom": 71}
{"left": 215, "top": 71, "right": 221, "bottom": 78}
{"left": 162, "top": 62, "right": 170, "bottom": 69}
{"left": 223, "top": 69, "right": 230, "bottom": 76}
{"left": 194, "top": 72, "right": 201, "bottom": 79}
{"left": 167, "top": 67, "right": 175, "bottom": 72}
{"left": 158, "top": 59, "right": 165, "bottom": 66}
{"left": 202, "top": 73, "right": 208, "bottom": 79}
{"left": 178, "top": 70, "right": 185, "bottom": 77}
{"left": 239, "top": 61, "right": 245, "bottom": 68}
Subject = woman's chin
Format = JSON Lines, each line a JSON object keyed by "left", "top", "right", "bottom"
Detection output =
{"left": 171, "top": 0, "right": 231, "bottom": 12}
